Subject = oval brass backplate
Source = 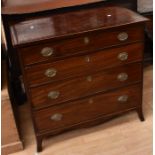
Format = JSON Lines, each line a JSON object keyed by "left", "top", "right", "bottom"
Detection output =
{"left": 117, "top": 32, "right": 128, "bottom": 41}
{"left": 41, "top": 47, "right": 54, "bottom": 57}
{"left": 118, "top": 52, "right": 128, "bottom": 61}
{"left": 50, "top": 113, "right": 63, "bottom": 121}
{"left": 45, "top": 68, "right": 57, "bottom": 78}
{"left": 48, "top": 91, "right": 60, "bottom": 99}
{"left": 118, "top": 95, "right": 128, "bottom": 102}
{"left": 117, "top": 73, "right": 128, "bottom": 81}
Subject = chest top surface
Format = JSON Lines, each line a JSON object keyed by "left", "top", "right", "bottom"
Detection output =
{"left": 9, "top": 6, "right": 148, "bottom": 47}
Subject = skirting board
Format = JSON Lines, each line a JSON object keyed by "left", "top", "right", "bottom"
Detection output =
{"left": 1, "top": 141, "right": 23, "bottom": 155}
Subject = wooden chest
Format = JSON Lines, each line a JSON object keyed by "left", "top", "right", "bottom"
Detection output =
{"left": 8, "top": 6, "right": 148, "bottom": 152}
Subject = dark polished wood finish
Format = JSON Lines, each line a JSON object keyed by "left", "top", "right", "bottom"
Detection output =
{"left": 25, "top": 43, "right": 143, "bottom": 87}
{"left": 1, "top": 0, "right": 138, "bottom": 107}
{"left": 30, "top": 63, "right": 142, "bottom": 109}
{"left": 10, "top": 7, "right": 146, "bottom": 46}
{"left": 34, "top": 84, "right": 142, "bottom": 133}
{"left": 19, "top": 28, "right": 144, "bottom": 66}
{"left": 6, "top": 6, "right": 148, "bottom": 152}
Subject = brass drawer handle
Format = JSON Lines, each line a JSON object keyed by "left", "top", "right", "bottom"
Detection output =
{"left": 117, "top": 32, "right": 128, "bottom": 41}
{"left": 117, "top": 73, "right": 128, "bottom": 81}
{"left": 118, "top": 95, "right": 128, "bottom": 102}
{"left": 48, "top": 91, "right": 60, "bottom": 99}
{"left": 84, "top": 37, "right": 90, "bottom": 44}
{"left": 50, "top": 113, "right": 63, "bottom": 121}
{"left": 45, "top": 68, "right": 57, "bottom": 78}
{"left": 41, "top": 47, "right": 54, "bottom": 57}
{"left": 118, "top": 52, "right": 128, "bottom": 61}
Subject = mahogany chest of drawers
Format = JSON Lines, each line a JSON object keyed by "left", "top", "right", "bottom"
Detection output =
{"left": 8, "top": 6, "right": 148, "bottom": 152}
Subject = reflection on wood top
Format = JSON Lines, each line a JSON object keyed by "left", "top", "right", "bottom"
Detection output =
{"left": 10, "top": 6, "right": 148, "bottom": 47}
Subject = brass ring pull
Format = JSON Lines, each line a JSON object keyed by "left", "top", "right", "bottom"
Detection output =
{"left": 118, "top": 95, "right": 128, "bottom": 102}
{"left": 50, "top": 113, "right": 63, "bottom": 121}
{"left": 118, "top": 52, "right": 128, "bottom": 61}
{"left": 45, "top": 68, "right": 57, "bottom": 78}
{"left": 117, "top": 32, "right": 128, "bottom": 41}
{"left": 84, "top": 37, "right": 90, "bottom": 44}
{"left": 41, "top": 47, "right": 54, "bottom": 57}
{"left": 117, "top": 73, "right": 128, "bottom": 81}
{"left": 48, "top": 91, "right": 60, "bottom": 99}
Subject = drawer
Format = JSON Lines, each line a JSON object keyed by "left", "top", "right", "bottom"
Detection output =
{"left": 25, "top": 43, "right": 143, "bottom": 87}
{"left": 19, "top": 25, "right": 144, "bottom": 66}
{"left": 34, "top": 84, "right": 142, "bottom": 133}
{"left": 30, "top": 63, "right": 142, "bottom": 109}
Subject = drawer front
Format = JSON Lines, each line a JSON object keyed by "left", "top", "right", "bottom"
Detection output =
{"left": 20, "top": 25, "right": 144, "bottom": 66}
{"left": 30, "top": 63, "right": 142, "bottom": 109}
{"left": 25, "top": 43, "right": 143, "bottom": 87}
{"left": 34, "top": 84, "right": 142, "bottom": 132}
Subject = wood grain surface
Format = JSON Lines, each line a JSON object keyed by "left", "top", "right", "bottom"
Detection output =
{"left": 34, "top": 84, "right": 142, "bottom": 133}
{"left": 10, "top": 6, "right": 148, "bottom": 46}
{"left": 30, "top": 63, "right": 142, "bottom": 109}
{"left": 25, "top": 43, "right": 143, "bottom": 87}
{"left": 7, "top": 6, "right": 148, "bottom": 152}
